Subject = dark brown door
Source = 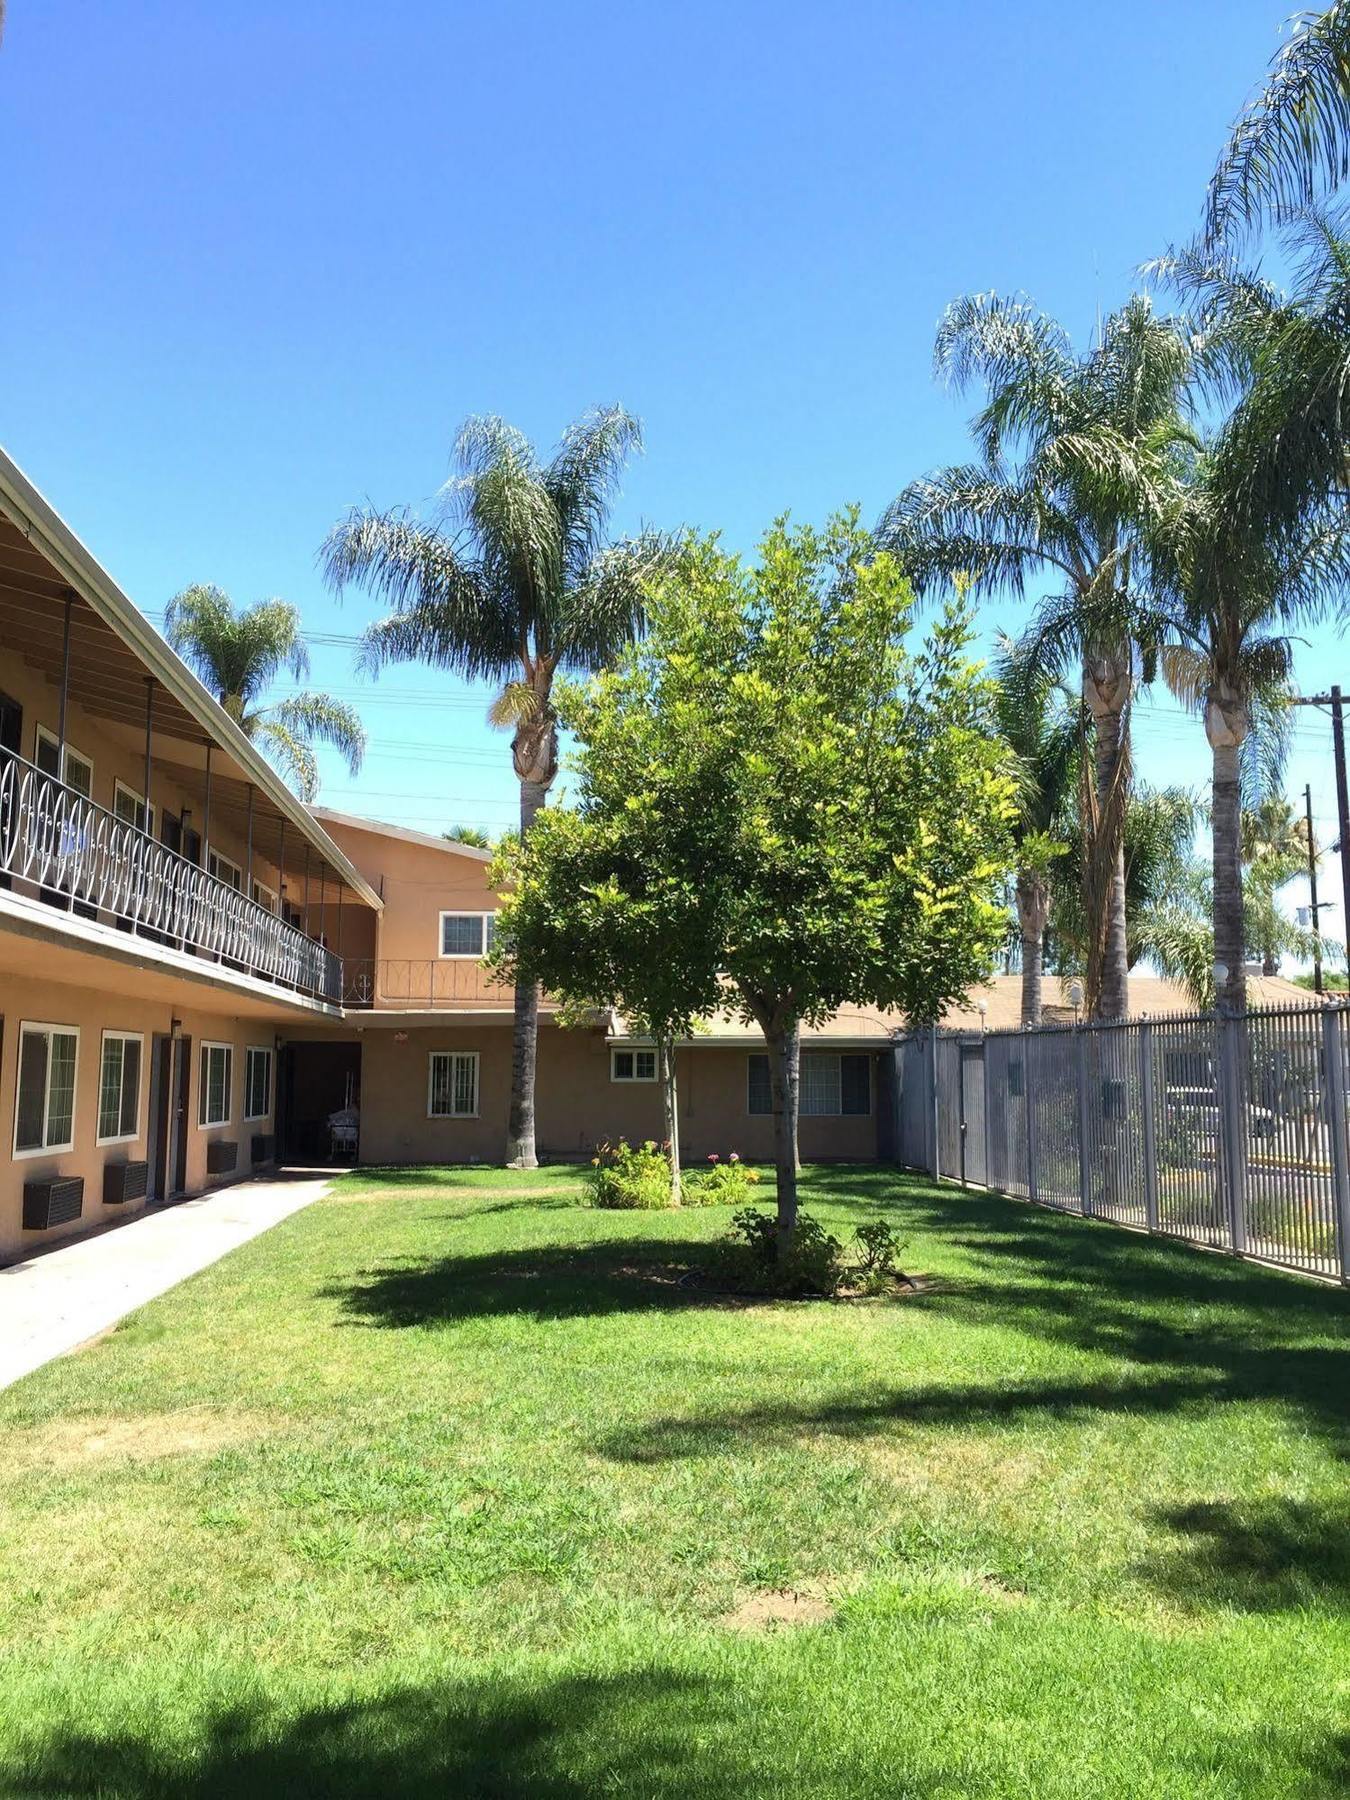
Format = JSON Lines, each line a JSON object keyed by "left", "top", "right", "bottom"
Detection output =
{"left": 171, "top": 1035, "right": 192, "bottom": 1195}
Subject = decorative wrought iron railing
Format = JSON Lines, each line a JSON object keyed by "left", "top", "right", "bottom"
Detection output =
{"left": 341, "top": 957, "right": 513, "bottom": 1009}
{"left": 0, "top": 750, "right": 341, "bottom": 1002}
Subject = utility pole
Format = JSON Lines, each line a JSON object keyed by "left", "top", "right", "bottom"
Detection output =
{"left": 1292, "top": 690, "right": 1350, "bottom": 986}
{"left": 1306, "top": 782, "right": 1323, "bottom": 995}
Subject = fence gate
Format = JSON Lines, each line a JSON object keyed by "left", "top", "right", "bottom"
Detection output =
{"left": 958, "top": 1038, "right": 987, "bottom": 1187}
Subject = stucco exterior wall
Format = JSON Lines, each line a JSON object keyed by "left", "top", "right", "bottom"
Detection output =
{"left": 0, "top": 968, "right": 282, "bottom": 1262}
{"left": 312, "top": 1023, "right": 881, "bottom": 1167}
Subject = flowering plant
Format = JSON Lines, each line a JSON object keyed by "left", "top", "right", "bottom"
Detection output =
{"left": 585, "top": 1138, "right": 673, "bottom": 1210}
{"left": 685, "top": 1152, "right": 762, "bottom": 1206}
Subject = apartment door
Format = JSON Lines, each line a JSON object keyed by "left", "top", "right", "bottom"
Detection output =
{"left": 148, "top": 1032, "right": 192, "bottom": 1201}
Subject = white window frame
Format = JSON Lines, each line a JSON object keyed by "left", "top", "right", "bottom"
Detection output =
{"left": 207, "top": 848, "right": 243, "bottom": 891}
{"left": 34, "top": 725, "right": 93, "bottom": 796}
{"left": 427, "top": 1050, "right": 480, "bottom": 1119}
{"left": 243, "top": 1045, "right": 273, "bottom": 1122}
{"left": 95, "top": 1029, "right": 144, "bottom": 1146}
{"left": 251, "top": 879, "right": 277, "bottom": 912}
{"left": 13, "top": 1021, "right": 80, "bottom": 1159}
{"left": 438, "top": 911, "right": 496, "bottom": 959}
{"left": 112, "top": 780, "right": 155, "bottom": 837}
{"left": 198, "top": 1040, "right": 234, "bottom": 1129}
{"left": 611, "top": 1047, "right": 658, "bottom": 1083}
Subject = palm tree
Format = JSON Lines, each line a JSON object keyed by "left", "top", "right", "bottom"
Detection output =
{"left": 1144, "top": 428, "right": 1350, "bottom": 1013}
{"left": 165, "top": 585, "right": 366, "bottom": 802}
{"left": 321, "top": 407, "right": 664, "bottom": 1168}
{"left": 443, "top": 825, "right": 494, "bottom": 849}
{"left": 991, "top": 633, "right": 1078, "bottom": 1024}
{"left": 879, "top": 292, "right": 1193, "bottom": 1018}
{"left": 1206, "top": 4, "right": 1350, "bottom": 246}
{"left": 1242, "top": 796, "right": 1313, "bottom": 974}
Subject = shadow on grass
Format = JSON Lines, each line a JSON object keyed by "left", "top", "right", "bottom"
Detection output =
{"left": 339, "top": 1164, "right": 587, "bottom": 1190}
{"left": 0, "top": 1671, "right": 760, "bottom": 1800}
{"left": 1141, "top": 1497, "right": 1350, "bottom": 1614}
{"left": 326, "top": 1237, "right": 719, "bottom": 1328}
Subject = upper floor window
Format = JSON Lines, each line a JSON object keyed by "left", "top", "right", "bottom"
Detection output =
{"left": 113, "top": 781, "right": 154, "bottom": 835}
{"left": 747, "top": 1052, "right": 871, "bottom": 1117}
{"left": 439, "top": 912, "right": 496, "bottom": 958}
{"left": 14, "top": 1022, "right": 79, "bottom": 1156}
{"left": 34, "top": 726, "right": 92, "bottom": 798}
{"left": 208, "top": 849, "right": 243, "bottom": 891}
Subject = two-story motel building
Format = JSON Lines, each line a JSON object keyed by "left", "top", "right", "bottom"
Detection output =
{"left": 0, "top": 450, "right": 890, "bottom": 1261}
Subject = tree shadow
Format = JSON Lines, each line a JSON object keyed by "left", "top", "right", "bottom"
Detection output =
{"left": 1139, "top": 1497, "right": 1350, "bottom": 1614}
{"left": 325, "top": 1236, "right": 727, "bottom": 1329}
{"left": 0, "top": 1669, "right": 763, "bottom": 1799}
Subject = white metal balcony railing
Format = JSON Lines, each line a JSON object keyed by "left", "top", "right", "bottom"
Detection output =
{"left": 0, "top": 750, "right": 341, "bottom": 1003}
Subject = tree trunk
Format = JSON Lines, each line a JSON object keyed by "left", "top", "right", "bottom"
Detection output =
{"left": 763, "top": 1019, "right": 801, "bottom": 1256}
{"left": 659, "top": 1035, "right": 681, "bottom": 1203}
{"left": 505, "top": 776, "right": 548, "bottom": 1167}
{"left": 1208, "top": 683, "right": 1249, "bottom": 1016}
{"left": 1015, "top": 869, "right": 1050, "bottom": 1026}
{"left": 1082, "top": 651, "right": 1133, "bottom": 1022}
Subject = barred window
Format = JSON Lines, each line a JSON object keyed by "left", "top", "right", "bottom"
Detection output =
{"left": 428, "top": 1050, "right": 479, "bottom": 1118}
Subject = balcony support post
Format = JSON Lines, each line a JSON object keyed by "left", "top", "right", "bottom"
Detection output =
{"left": 245, "top": 785, "right": 254, "bottom": 893}
{"left": 320, "top": 862, "right": 328, "bottom": 949}
{"left": 57, "top": 593, "right": 73, "bottom": 760}
{"left": 203, "top": 744, "right": 213, "bottom": 862}
{"left": 303, "top": 844, "right": 310, "bottom": 928}
{"left": 141, "top": 679, "right": 154, "bottom": 811}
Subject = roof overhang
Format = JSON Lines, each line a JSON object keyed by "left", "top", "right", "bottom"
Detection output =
{"left": 0, "top": 445, "right": 382, "bottom": 913}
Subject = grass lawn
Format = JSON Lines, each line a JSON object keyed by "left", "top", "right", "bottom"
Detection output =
{"left": 1, "top": 1164, "right": 1349, "bottom": 1797}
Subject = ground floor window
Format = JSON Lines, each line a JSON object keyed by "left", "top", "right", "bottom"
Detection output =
{"left": 428, "top": 1050, "right": 479, "bottom": 1118}
{"left": 244, "top": 1046, "right": 273, "bottom": 1121}
{"left": 97, "top": 1031, "right": 143, "bottom": 1143}
{"left": 747, "top": 1051, "right": 871, "bottom": 1117}
{"left": 198, "top": 1041, "right": 233, "bottom": 1127}
{"left": 611, "top": 1047, "right": 657, "bottom": 1082}
{"left": 14, "top": 1022, "right": 79, "bottom": 1155}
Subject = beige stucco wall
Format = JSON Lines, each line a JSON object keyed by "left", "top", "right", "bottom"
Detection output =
{"left": 296, "top": 1021, "right": 882, "bottom": 1167}
{"left": 0, "top": 967, "right": 283, "bottom": 1262}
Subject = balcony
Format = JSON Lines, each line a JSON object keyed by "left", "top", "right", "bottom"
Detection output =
{"left": 0, "top": 751, "right": 341, "bottom": 1003}
{"left": 341, "top": 957, "right": 514, "bottom": 1009}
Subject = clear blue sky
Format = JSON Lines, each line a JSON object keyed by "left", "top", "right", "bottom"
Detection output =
{"left": 1, "top": 1, "right": 1346, "bottom": 945}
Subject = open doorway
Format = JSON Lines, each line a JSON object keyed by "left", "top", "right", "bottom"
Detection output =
{"left": 278, "top": 1040, "right": 362, "bottom": 1164}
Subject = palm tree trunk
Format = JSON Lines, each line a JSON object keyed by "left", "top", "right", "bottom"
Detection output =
{"left": 1015, "top": 870, "right": 1050, "bottom": 1026}
{"left": 1209, "top": 693, "right": 1248, "bottom": 1016}
{"left": 1083, "top": 653, "right": 1132, "bottom": 1021}
{"left": 505, "top": 777, "right": 548, "bottom": 1167}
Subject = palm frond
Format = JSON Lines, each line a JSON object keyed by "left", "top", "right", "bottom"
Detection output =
{"left": 1205, "top": 3, "right": 1350, "bottom": 244}
{"left": 265, "top": 693, "right": 367, "bottom": 778}
{"left": 543, "top": 405, "right": 644, "bottom": 581}
{"left": 246, "top": 718, "right": 320, "bottom": 803}
{"left": 164, "top": 585, "right": 310, "bottom": 704}
{"left": 488, "top": 681, "right": 542, "bottom": 729}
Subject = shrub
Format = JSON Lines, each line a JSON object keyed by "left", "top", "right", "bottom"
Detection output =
{"left": 717, "top": 1206, "right": 847, "bottom": 1297}
{"left": 586, "top": 1139, "right": 673, "bottom": 1210}
{"left": 684, "top": 1152, "right": 763, "bottom": 1206}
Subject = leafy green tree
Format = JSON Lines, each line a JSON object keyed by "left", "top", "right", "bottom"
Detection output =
{"left": 990, "top": 631, "right": 1077, "bottom": 1024}
{"left": 1242, "top": 796, "right": 1314, "bottom": 975}
{"left": 879, "top": 293, "right": 1193, "bottom": 1020}
{"left": 322, "top": 407, "right": 666, "bottom": 1168}
{"left": 164, "top": 585, "right": 366, "bottom": 802}
{"left": 494, "top": 513, "right": 1016, "bottom": 1249}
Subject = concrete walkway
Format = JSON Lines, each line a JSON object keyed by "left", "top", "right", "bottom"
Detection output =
{"left": 0, "top": 1171, "right": 332, "bottom": 1392}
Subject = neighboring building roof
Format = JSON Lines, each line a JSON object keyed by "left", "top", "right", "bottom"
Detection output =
{"left": 939, "top": 970, "right": 1319, "bottom": 1031}
{"left": 0, "top": 445, "right": 382, "bottom": 912}
{"left": 311, "top": 808, "right": 495, "bottom": 864}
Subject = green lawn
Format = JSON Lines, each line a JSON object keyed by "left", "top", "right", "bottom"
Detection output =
{"left": 1, "top": 1164, "right": 1348, "bottom": 1797}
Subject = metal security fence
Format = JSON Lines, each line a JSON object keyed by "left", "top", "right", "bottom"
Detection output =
{"left": 893, "top": 1001, "right": 1350, "bottom": 1283}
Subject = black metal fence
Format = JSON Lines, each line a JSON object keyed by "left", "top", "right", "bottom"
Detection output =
{"left": 894, "top": 1001, "right": 1350, "bottom": 1282}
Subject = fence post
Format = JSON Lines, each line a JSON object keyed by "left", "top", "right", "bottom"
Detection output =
{"left": 1218, "top": 1012, "right": 1248, "bottom": 1257}
{"left": 929, "top": 1025, "right": 941, "bottom": 1182}
{"left": 1319, "top": 1007, "right": 1350, "bottom": 1284}
{"left": 1139, "top": 1020, "right": 1159, "bottom": 1234}
{"left": 1075, "top": 1024, "right": 1093, "bottom": 1218}
{"left": 1025, "top": 1028, "right": 1040, "bottom": 1205}
{"left": 983, "top": 1038, "right": 994, "bottom": 1191}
